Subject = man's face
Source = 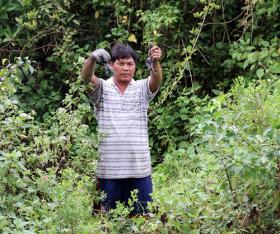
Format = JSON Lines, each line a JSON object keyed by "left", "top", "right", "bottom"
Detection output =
{"left": 111, "top": 57, "right": 136, "bottom": 83}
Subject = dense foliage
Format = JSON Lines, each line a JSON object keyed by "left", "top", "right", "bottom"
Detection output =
{"left": 1, "top": 0, "right": 279, "bottom": 233}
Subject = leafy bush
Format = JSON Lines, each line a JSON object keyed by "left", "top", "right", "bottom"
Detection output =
{"left": 153, "top": 76, "right": 280, "bottom": 233}
{"left": 0, "top": 59, "right": 99, "bottom": 232}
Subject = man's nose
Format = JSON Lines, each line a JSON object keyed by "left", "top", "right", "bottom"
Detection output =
{"left": 122, "top": 64, "right": 129, "bottom": 70}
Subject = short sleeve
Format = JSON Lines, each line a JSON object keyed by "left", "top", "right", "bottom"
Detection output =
{"left": 142, "top": 77, "right": 159, "bottom": 102}
{"left": 86, "top": 79, "right": 103, "bottom": 105}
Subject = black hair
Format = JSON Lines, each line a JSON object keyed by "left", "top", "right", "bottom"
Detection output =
{"left": 111, "top": 43, "right": 138, "bottom": 63}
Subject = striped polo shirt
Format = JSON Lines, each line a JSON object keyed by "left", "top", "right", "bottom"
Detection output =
{"left": 87, "top": 77, "right": 158, "bottom": 179}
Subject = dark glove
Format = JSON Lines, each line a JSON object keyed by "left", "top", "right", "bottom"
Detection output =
{"left": 91, "top": 49, "right": 111, "bottom": 64}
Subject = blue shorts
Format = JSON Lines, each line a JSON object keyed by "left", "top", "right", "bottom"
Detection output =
{"left": 97, "top": 176, "right": 153, "bottom": 215}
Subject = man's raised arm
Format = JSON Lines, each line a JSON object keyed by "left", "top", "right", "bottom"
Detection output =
{"left": 81, "top": 48, "right": 111, "bottom": 88}
{"left": 148, "top": 46, "right": 163, "bottom": 93}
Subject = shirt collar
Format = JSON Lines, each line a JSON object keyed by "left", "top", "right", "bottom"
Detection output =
{"left": 108, "top": 77, "right": 135, "bottom": 85}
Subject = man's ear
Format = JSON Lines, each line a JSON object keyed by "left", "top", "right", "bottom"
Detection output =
{"left": 109, "top": 61, "right": 115, "bottom": 73}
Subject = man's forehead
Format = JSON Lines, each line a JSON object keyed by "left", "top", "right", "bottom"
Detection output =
{"left": 115, "top": 57, "right": 135, "bottom": 63}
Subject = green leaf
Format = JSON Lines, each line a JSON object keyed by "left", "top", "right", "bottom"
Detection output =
{"left": 2, "top": 58, "right": 9, "bottom": 66}
{"left": 243, "top": 59, "right": 249, "bottom": 69}
{"left": 256, "top": 68, "right": 264, "bottom": 78}
{"left": 261, "top": 40, "right": 269, "bottom": 47}
{"left": 73, "top": 19, "right": 80, "bottom": 25}
{"left": 128, "top": 34, "right": 137, "bottom": 43}
{"left": 247, "top": 52, "right": 257, "bottom": 63}
{"left": 270, "top": 63, "right": 280, "bottom": 74}
{"left": 212, "top": 89, "right": 220, "bottom": 95}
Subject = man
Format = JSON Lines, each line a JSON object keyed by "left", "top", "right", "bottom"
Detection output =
{"left": 81, "top": 43, "right": 162, "bottom": 214}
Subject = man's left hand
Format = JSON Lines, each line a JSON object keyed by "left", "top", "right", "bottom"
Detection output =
{"left": 149, "top": 46, "right": 162, "bottom": 61}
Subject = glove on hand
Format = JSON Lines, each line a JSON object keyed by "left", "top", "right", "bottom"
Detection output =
{"left": 91, "top": 49, "right": 111, "bottom": 64}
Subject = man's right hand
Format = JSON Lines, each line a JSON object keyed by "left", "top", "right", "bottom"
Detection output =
{"left": 91, "top": 49, "right": 111, "bottom": 64}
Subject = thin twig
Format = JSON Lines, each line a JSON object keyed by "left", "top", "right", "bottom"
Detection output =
{"left": 20, "top": 28, "right": 64, "bottom": 57}
{"left": 221, "top": 158, "right": 238, "bottom": 204}
{"left": 0, "top": 48, "right": 22, "bottom": 52}
{"left": 149, "top": 108, "right": 177, "bottom": 148}
{"left": 154, "top": 7, "right": 209, "bottom": 107}
{"left": 203, "top": 9, "right": 246, "bottom": 26}
{"left": 222, "top": 0, "right": 231, "bottom": 43}
{"left": 197, "top": 48, "right": 210, "bottom": 65}
{"left": 192, "top": 9, "right": 208, "bottom": 51}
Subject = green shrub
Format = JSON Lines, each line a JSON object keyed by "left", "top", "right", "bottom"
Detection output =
{"left": 0, "top": 59, "right": 99, "bottom": 232}
{"left": 153, "top": 76, "right": 280, "bottom": 233}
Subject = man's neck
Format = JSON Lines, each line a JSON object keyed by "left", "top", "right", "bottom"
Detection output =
{"left": 113, "top": 78, "right": 132, "bottom": 95}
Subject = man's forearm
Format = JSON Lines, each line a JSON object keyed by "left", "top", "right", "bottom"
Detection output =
{"left": 149, "top": 61, "right": 162, "bottom": 93}
{"left": 81, "top": 57, "right": 100, "bottom": 89}
{"left": 81, "top": 57, "right": 96, "bottom": 83}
